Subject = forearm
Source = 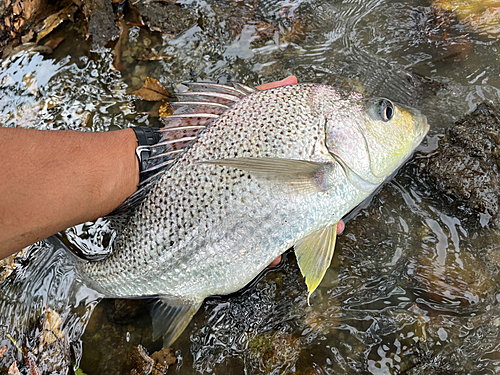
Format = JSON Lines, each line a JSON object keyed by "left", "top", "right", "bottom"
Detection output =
{"left": 0, "top": 127, "right": 139, "bottom": 258}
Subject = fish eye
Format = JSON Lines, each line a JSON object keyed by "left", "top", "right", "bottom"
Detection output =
{"left": 376, "top": 99, "right": 395, "bottom": 122}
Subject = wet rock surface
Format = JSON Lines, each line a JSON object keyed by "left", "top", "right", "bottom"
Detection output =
{"left": 129, "top": 345, "right": 176, "bottom": 375}
{"left": 134, "top": 1, "right": 195, "bottom": 35}
{"left": 424, "top": 103, "right": 500, "bottom": 227}
{"left": 86, "top": 0, "right": 119, "bottom": 51}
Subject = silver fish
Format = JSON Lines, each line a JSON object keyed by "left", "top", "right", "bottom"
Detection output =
{"left": 77, "top": 82, "right": 429, "bottom": 346}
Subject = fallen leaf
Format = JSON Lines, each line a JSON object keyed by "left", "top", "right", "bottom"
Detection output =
{"left": 23, "top": 345, "right": 42, "bottom": 375}
{"left": 44, "top": 36, "right": 65, "bottom": 50}
{"left": 22, "top": 30, "right": 35, "bottom": 44}
{"left": 37, "top": 305, "right": 71, "bottom": 373}
{"left": 125, "top": 2, "right": 144, "bottom": 26}
{"left": 253, "top": 20, "right": 278, "bottom": 41}
{"left": 39, "top": 307, "right": 64, "bottom": 348}
{"left": 159, "top": 101, "right": 173, "bottom": 117}
{"left": 36, "top": 4, "right": 78, "bottom": 43}
{"left": 0, "top": 346, "right": 7, "bottom": 357}
{"left": 151, "top": 347, "right": 176, "bottom": 367}
{"left": 8, "top": 361, "right": 20, "bottom": 375}
{"left": 132, "top": 77, "right": 170, "bottom": 101}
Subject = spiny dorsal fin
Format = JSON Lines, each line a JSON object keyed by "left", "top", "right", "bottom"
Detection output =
{"left": 112, "top": 82, "right": 256, "bottom": 217}
{"left": 148, "top": 297, "right": 203, "bottom": 347}
{"left": 294, "top": 223, "right": 338, "bottom": 305}
{"left": 199, "top": 157, "right": 335, "bottom": 194}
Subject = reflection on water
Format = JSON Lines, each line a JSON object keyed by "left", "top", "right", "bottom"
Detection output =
{"left": 2, "top": 0, "right": 500, "bottom": 373}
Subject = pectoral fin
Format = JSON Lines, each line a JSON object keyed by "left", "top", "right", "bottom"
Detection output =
{"left": 200, "top": 157, "right": 333, "bottom": 193}
{"left": 294, "top": 223, "right": 338, "bottom": 305}
{"left": 148, "top": 297, "right": 203, "bottom": 347}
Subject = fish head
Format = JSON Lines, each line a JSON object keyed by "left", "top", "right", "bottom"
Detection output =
{"left": 320, "top": 89, "right": 429, "bottom": 188}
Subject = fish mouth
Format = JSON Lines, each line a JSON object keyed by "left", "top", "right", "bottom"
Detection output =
{"left": 412, "top": 113, "right": 430, "bottom": 148}
{"left": 335, "top": 112, "right": 429, "bottom": 192}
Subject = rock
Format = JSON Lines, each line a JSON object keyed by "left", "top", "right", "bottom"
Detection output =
{"left": 424, "top": 103, "right": 500, "bottom": 227}
{"left": 433, "top": 0, "right": 500, "bottom": 39}
{"left": 412, "top": 248, "right": 496, "bottom": 306}
{"left": 86, "top": 0, "right": 120, "bottom": 51}
{"left": 150, "top": 348, "right": 176, "bottom": 375}
{"left": 134, "top": 1, "right": 195, "bottom": 35}
{"left": 248, "top": 331, "right": 302, "bottom": 373}
{"left": 129, "top": 345, "right": 153, "bottom": 375}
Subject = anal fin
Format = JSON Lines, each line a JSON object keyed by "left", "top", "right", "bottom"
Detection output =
{"left": 148, "top": 297, "right": 203, "bottom": 347}
{"left": 294, "top": 223, "right": 338, "bottom": 305}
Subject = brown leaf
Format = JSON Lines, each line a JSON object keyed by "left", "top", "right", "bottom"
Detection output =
{"left": 113, "top": 18, "right": 128, "bottom": 72}
{"left": 253, "top": 20, "right": 278, "bottom": 41}
{"left": 125, "top": 2, "right": 144, "bottom": 26}
{"left": 8, "top": 361, "right": 20, "bottom": 375}
{"left": 39, "top": 307, "right": 64, "bottom": 348}
{"left": 23, "top": 346, "right": 42, "bottom": 375}
{"left": 159, "top": 101, "right": 173, "bottom": 117}
{"left": 132, "top": 77, "right": 170, "bottom": 101}
{"left": 44, "top": 36, "right": 65, "bottom": 50}
{"left": 36, "top": 4, "right": 78, "bottom": 43}
{"left": 229, "top": 0, "right": 259, "bottom": 37}
{"left": 0, "top": 346, "right": 7, "bottom": 357}
{"left": 129, "top": 345, "right": 154, "bottom": 375}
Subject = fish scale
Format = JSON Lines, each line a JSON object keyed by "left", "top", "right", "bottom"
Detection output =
{"left": 77, "top": 83, "right": 428, "bottom": 346}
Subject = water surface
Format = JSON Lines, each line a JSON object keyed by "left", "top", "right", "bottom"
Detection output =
{"left": 2, "top": 0, "right": 500, "bottom": 374}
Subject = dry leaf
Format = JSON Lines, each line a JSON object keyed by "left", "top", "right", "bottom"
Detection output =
{"left": 39, "top": 307, "right": 65, "bottom": 348}
{"left": 8, "top": 361, "right": 20, "bottom": 375}
{"left": 159, "top": 101, "right": 173, "bottom": 117}
{"left": 132, "top": 77, "right": 170, "bottom": 101}
{"left": 36, "top": 4, "right": 78, "bottom": 43}
{"left": 253, "top": 20, "right": 278, "bottom": 41}
{"left": 44, "top": 36, "right": 65, "bottom": 50}
{"left": 23, "top": 346, "right": 42, "bottom": 375}
{"left": 22, "top": 30, "right": 35, "bottom": 44}
{"left": 0, "top": 248, "right": 26, "bottom": 283}
{"left": 0, "top": 346, "right": 7, "bottom": 357}
{"left": 125, "top": 2, "right": 144, "bottom": 26}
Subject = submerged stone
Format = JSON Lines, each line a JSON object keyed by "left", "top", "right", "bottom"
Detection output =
{"left": 424, "top": 103, "right": 500, "bottom": 227}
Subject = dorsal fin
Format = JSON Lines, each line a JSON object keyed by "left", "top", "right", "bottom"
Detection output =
{"left": 109, "top": 82, "right": 255, "bottom": 219}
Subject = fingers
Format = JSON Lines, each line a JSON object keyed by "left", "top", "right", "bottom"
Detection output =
{"left": 267, "top": 255, "right": 282, "bottom": 269}
{"left": 337, "top": 220, "right": 345, "bottom": 235}
{"left": 256, "top": 75, "right": 298, "bottom": 90}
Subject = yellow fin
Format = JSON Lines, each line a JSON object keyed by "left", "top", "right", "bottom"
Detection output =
{"left": 294, "top": 223, "right": 338, "bottom": 305}
{"left": 200, "top": 157, "right": 334, "bottom": 193}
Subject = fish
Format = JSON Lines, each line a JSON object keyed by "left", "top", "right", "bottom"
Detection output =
{"left": 76, "top": 82, "right": 429, "bottom": 347}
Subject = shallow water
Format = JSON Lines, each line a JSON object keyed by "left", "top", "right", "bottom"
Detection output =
{"left": 2, "top": 0, "right": 500, "bottom": 374}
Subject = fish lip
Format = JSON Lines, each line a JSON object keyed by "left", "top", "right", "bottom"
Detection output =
{"left": 412, "top": 114, "right": 430, "bottom": 147}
